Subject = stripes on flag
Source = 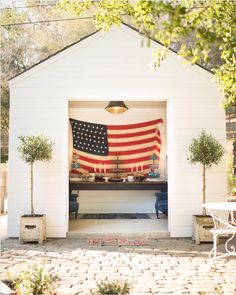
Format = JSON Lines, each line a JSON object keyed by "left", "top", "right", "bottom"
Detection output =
{"left": 70, "top": 118, "right": 163, "bottom": 176}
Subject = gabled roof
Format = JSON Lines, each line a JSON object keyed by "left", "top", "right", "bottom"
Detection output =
{"left": 9, "top": 22, "right": 213, "bottom": 82}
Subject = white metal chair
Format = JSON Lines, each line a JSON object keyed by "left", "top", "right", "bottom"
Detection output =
{"left": 203, "top": 203, "right": 236, "bottom": 264}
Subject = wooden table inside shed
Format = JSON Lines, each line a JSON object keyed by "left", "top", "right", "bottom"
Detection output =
{"left": 69, "top": 180, "right": 168, "bottom": 191}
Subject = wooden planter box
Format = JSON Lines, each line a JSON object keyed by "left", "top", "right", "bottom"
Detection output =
{"left": 192, "top": 215, "right": 214, "bottom": 244}
{"left": 20, "top": 214, "right": 46, "bottom": 244}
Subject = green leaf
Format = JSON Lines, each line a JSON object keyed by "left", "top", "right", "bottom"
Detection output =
{"left": 18, "top": 135, "right": 54, "bottom": 164}
{"left": 188, "top": 130, "right": 224, "bottom": 168}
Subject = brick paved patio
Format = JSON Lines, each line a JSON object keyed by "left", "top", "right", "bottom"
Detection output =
{"left": 0, "top": 236, "right": 235, "bottom": 294}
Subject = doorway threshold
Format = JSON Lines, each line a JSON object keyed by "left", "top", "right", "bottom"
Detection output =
{"left": 68, "top": 216, "right": 169, "bottom": 238}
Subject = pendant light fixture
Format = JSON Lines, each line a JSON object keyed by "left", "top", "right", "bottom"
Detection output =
{"left": 105, "top": 101, "right": 129, "bottom": 114}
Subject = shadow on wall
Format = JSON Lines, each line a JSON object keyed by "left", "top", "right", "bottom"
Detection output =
{"left": 0, "top": 163, "right": 8, "bottom": 214}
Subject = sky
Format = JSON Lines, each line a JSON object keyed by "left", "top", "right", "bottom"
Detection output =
{"left": 0, "top": 0, "right": 60, "bottom": 9}
{"left": 0, "top": 0, "right": 25, "bottom": 7}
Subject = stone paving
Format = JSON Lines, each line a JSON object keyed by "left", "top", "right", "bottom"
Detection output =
{"left": 0, "top": 236, "right": 236, "bottom": 295}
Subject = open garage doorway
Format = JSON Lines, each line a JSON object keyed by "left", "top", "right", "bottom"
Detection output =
{"left": 68, "top": 100, "right": 168, "bottom": 237}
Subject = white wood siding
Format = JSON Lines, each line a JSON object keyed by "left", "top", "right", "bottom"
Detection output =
{"left": 8, "top": 25, "right": 226, "bottom": 238}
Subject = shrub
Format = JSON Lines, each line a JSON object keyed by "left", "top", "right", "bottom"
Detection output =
{"left": 93, "top": 278, "right": 132, "bottom": 295}
{"left": 10, "top": 265, "right": 58, "bottom": 295}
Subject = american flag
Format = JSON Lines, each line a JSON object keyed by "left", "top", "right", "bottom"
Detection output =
{"left": 70, "top": 118, "right": 163, "bottom": 175}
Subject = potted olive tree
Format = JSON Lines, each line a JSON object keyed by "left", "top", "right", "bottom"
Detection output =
{"left": 18, "top": 135, "right": 54, "bottom": 244}
{"left": 189, "top": 131, "right": 224, "bottom": 244}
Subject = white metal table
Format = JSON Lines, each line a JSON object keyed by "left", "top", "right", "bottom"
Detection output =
{"left": 203, "top": 202, "right": 236, "bottom": 290}
{"left": 203, "top": 202, "right": 236, "bottom": 264}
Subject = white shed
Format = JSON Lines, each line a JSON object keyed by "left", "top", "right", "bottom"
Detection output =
{"left": 8, "top": 24, "right": 227, "bottom": 238}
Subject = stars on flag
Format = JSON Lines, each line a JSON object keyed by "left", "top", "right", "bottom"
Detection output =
{"left": 70, "top": 119, "right": 109, "bottom": 156}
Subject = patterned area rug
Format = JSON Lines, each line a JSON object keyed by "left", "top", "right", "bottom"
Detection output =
{"left": 80, "top": 213, "right": 151, "bottom": 219}
{"left": 87, "top": 237, "right": 150, "bottom": 246}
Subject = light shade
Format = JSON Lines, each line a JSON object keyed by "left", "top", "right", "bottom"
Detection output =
{"left": 105, "top": 101, "right": 129, "bottom": 114}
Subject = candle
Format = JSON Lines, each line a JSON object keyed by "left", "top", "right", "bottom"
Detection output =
{"left": 136, "top": 163, "right": 138, "bottom": 172}
{"left": 141, "top": 163, "right": 143, "bottom": 172}
{"left": 94, "top": 164, "right": 97, "bottom": 173}
{"left": 131, "top": 163, "right": 134, "bottom": 173}
{"left": 104, "top": 163, "right": 106, "bottom": 174}
{"left": 99, "top": 163, "right": 102, "bottom": 173}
